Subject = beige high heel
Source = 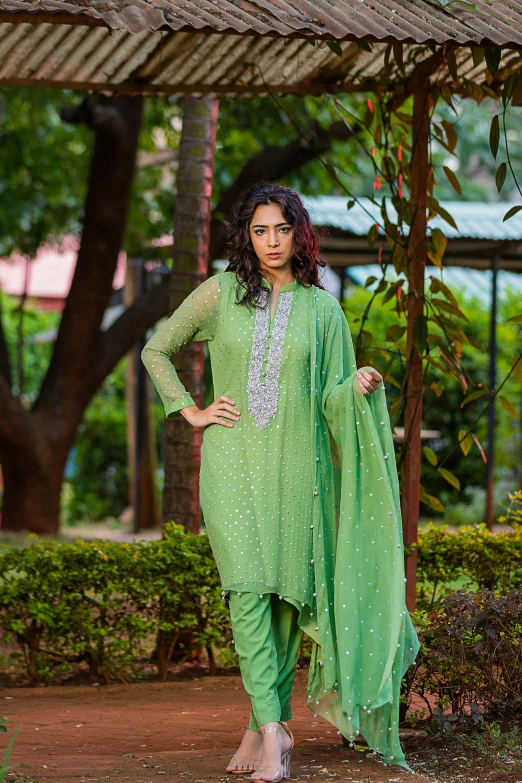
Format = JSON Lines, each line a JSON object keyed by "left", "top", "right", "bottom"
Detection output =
{"left": 251, "top": 721, "right": 294, "bottom": 783}
{"left": 227, "top": 727, "right": 262, "bottom": 774}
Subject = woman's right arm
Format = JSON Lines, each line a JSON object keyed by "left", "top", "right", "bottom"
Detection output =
{"left": 141, "top": 273, "right": 240, "bottom": 428}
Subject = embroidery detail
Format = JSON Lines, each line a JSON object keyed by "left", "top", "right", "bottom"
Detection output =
{"left": 247, "top": 289, "right": 294, "bottom": 429}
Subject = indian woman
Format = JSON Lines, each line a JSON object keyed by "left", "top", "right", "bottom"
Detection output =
{"left": 141, "top": 182, "right": 420, "bottom": 782}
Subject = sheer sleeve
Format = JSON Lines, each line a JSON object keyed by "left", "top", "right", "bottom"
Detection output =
{"left": 141, "top": 273, "right": 220, "bottom": 419}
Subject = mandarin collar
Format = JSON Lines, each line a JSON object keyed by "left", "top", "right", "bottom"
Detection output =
{"left": 260, "top": 276, "right": 299, "bottom": 292}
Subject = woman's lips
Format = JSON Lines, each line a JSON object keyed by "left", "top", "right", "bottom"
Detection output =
{"left": 267, "top": 253, "right": 281, "bottom": 258}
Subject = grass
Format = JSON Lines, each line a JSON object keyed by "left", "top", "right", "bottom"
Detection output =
{"left": 459, "top": 722, "right": 522, "bottom": 773}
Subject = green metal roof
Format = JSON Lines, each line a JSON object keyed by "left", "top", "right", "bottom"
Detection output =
{"left": 301, "top": 196, "right": 522, "bottom": 241}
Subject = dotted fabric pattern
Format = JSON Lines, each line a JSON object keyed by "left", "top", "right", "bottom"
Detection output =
{"left": 142, "top": 269, "right": 420, "bottom": 772}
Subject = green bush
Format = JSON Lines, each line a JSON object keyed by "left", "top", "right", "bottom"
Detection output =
{"left": 414, "top": 523, "right": 522, "bottom": 608}
{"left": 63, "top": 362, "right": 130, "bottom": 524}
{"left": 2, "top": 519, "right": 522, "bottom": 718}
{"left": 0, "top": 523, "right": 231, "bottom": 685}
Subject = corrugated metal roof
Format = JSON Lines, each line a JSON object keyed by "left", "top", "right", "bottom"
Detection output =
{"left": 346, "top": 264, "right": 522, "bottom": 305}
{"left": 2, "top": 0, "right": 522, "bottom": 47}
{"left": 0, "top": 2, "right": 521, "bottom": 96}
{"left": 0, "top": 21, "right": 518, "bottom": 96}
{"left": 302, "top": 196, "right": 522, "bottom": 241}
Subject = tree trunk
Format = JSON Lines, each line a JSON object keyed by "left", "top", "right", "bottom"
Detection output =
{"left": 162, "top": 96, "right": 219, "bottom": 533}
{"left": 0, "top": 434, "right": 67, "bottom": 535}
{"left": 0, "top": 95, "right": 143, "bottom": 534}
{"left": 125, "top": 258, "right": 159, "bottom": 531}
{"left": 401, "top": 74, "right": 432, "bottom": 612}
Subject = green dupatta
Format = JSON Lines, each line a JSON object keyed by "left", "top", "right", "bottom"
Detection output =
{"left": 297, "top": 286, "right": 420, "bottom": 771}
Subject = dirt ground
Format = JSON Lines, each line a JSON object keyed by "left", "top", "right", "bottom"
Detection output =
{"left": 2, "top": 672, "right": 522, "bottom": 783}
{"left": 1, "top": 671, "right": 434, "bottom": 783}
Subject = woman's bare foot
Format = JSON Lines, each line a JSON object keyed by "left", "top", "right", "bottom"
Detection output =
{"left": 226, "top": 728, "right": 262, "bottom": 774}
{"left": 251, "top": 722, "right": 293, "bottom": 782}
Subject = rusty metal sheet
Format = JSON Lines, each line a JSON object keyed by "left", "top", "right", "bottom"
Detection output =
{"left": 1, "top": 0, "right": 522, "bottom": 47}
{"left": 0, "top": 3, "right": 520, "bottom": 96}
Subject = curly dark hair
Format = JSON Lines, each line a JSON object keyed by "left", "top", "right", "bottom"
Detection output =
{"left": 223, "top": 181, "right": 327, "bottom": 310}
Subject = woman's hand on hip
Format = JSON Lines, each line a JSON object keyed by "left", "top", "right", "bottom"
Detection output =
{"left": 181, "top": 396, "right": 241, "bottom": 428}
{"left": 356, "top": 368, "right": 383, "bottom": 396}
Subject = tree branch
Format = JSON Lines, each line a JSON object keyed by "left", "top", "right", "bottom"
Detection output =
{"left": 91, "top": 276, "right": 170, "bottom": 395}
{"left": 35, "top": 95, "right": 143, "bottom": 421}
{"left": 60, "top": 97, "right": 128, "bottom": 140}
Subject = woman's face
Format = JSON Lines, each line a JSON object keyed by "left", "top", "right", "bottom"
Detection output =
{"left": 249, "top": 203, "right": 294, "bottom": 276}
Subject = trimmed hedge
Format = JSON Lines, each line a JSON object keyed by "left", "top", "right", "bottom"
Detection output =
{"left": 1, "top": 521, "right": 521, "bottom": 700}
{"left": 414, "top": 523, "right": 522, "bottom": 609}
{"left": 0, "top": 523, "right": 230, "bottom": 684}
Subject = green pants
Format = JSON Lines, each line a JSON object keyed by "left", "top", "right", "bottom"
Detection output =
{"left": 229, "top": 592, "right": 303, "bottom": 730}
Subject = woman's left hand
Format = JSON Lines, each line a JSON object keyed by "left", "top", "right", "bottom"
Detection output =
{"left": 356, "top": 368, "right": 383, "bottom": 395}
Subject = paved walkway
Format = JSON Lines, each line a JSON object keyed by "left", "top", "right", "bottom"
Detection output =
{"left": 1, "top": 672, "right": 434, "bottom": 783}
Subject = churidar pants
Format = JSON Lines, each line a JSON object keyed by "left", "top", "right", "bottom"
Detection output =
{"left": 229, "top": 591, "right": 304, "bottom": 730}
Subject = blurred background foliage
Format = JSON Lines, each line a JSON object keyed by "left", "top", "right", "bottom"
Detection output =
{"left": 0, "top": 85, "right": 521, "bottom": 527}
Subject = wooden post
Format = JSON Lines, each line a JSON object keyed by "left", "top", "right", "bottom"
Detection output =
{"left": 162, "top": 96, "right": 219, "bottom": 534}
{"left": 401, "top": 75, "right": 432, "bottom": 612}
{"left": 485, "top": 254, "right": 499, "bottom": 530}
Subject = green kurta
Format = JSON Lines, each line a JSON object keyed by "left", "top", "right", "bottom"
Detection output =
{"left": 142, "top": 269, "right": 420, "bottom": 772}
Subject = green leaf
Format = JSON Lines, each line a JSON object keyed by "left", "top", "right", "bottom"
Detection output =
{"left": 489, "top": 114, "right": 500, "bottom": 160}
{"left": 431, "top": 297, "right": 470, "bottom": 323}
{"left": 485, "top": 47, "right": 501, "bottom": 76}
{"left": 471, "top": 47, "right": 484, "bottom": 67}
{"left": 447, "top": 50, "right": 458, "bottom": 82}
{"left": 423, "top": 446, "right": 438, "bottom": 466}
{"left": 430, "top": 381, "right": 444, "bottom": 397}
{"left": 439, "top": 468, "right": 461, "bottom": 490}
{"left": 428, "top": 494, "right": 446, "bottom": 513}
{"left": 462, "top": 388, "right": 488, "bottom": 405}
{"left": 326, "top": 40, "right": 343, "bottom": 57}
{"left": 495, "top": 162, "right": 507, "bottom": 193}
{"left": 385, "top": 324, "right": 406, "bottom": 343}
{"left": 441, "top": 120, "right": 458, "bottom": 153}
{"left": 443, "top": 166, "right": 462, "bottom": 196}
{"left": 393, "top": 42, "right": 404, "bottom": 71}
{"left": 419, "top": 485, "right": 446, "bottom": 513}
{"left": 357, "top": 41, "right": 373, "bottom": 52}
{"left": 429, "top": 277, "right": 458, "bottom": 307}
{"left": 511, "top": 355, "right": 522, "bottom": 385}
{"left": 503, "top": 205, "right": 522, "bottom": 222}
{"left": 434, "top": 203, "right": 458, "bottom": 230}
{"left": 499, "top": 395, "right": 520, "bottom": 420}
{"left": 506, "top": 314, "right": 522, "bottom": 323}
{"left": 502, "top": 72, "right": 520, "bottom": 107}
{"left": 458, "top": 430, "right": 473, "bottom": 456}
{"left": 413, "top": 314, "right": 428, "bottom": 356}
{"left": 367, "top": 223, "right": 379, "bottom": 247}
{"left": 347, "top": 199, "right": 355, "bottom": 209}
{"left": 431, "top": 229, "right": 448, "bottom": 262}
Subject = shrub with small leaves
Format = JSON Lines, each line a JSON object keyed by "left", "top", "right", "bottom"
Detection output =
{"left": 404, "top": 589, "right": 522, "bottom": 727}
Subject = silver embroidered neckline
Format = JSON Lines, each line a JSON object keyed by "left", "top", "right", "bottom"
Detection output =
{"left": 247, "top": 288, "right": 295, "bottom": 430}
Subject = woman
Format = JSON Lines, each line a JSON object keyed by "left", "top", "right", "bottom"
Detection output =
{"left": 142, "top": 182, "right": 419, "bottom": 781}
